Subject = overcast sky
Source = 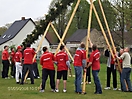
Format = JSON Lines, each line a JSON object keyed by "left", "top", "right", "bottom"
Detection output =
{"left": 0, "top": 0, "right": 52, "bottom": 27}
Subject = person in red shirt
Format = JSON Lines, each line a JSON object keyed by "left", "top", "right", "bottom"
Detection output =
{"left": 55, "top": 45, "right": 71, "bottom": 93}
{"left": 2, "top": 45, "right": 10, "bottom": 79}
{"left": 87, "top": 44, "right": 102, "bottom": 94}
{"left": 14, "top": 46, "right": 22, "bottom": 84}
{"left": 39, "top": 46, "right": 55, "bottom": 92}
{"left": 104, "top": 48, "right": 117, "bottom": 90}
{"left": 10, "top": 47, "right": 15, "bottom": 78}
{"left": 20, "top": 43, "right": 35, "bottom": 84}
{"left": 74, "top": 42, "right": 86, "bottom": 94}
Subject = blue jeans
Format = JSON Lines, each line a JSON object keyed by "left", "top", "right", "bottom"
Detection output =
{"left": 92, "top": 70, "right": 102, "bottom": 93}
{"left": 121, "top": 68, "right": 132, "bottom": 91}
{"left": 74, "top": 66, "right": 83, "bottom": 93}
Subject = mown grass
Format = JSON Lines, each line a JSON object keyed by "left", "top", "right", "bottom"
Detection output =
{"left": 0, "top": 63, "right": 132, "bottom": 99}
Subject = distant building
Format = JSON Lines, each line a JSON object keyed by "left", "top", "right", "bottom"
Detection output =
{"left": 65, "top": 29, "right": 106, "bottom": 55}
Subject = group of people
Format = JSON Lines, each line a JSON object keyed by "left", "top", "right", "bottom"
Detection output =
{"left": 1, "top": 44, "right": 40, "bottom": 84}
{"left": 104, "top": 47, "right": 132, "bottom": 92}
{"left": 1, "top": 41, "right": 132, "bottom": 94}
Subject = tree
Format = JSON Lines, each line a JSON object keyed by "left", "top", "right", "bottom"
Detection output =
{"left": 0, "top": 26, "right": 7, "bottom": 36}
{"left": 66, "top": 0, "right": 117, "bottom": 38}
{"left": 109, "top": 0, "right": 132, "bottom": 48}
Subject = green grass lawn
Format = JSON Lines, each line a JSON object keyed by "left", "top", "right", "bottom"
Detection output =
{"left": 0, "top": 63, "right": 132, "bottom": 99}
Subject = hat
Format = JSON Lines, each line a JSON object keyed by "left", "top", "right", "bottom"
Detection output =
{"left": 17, "top": 46, "right": 22, "bottom": 49}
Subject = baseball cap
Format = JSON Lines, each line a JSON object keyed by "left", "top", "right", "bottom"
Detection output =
{"left": 17, "top": 46, "right": 22, "bottom": 49}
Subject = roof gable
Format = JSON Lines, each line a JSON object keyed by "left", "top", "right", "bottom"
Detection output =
{"left": 0, "top": 18, "right": 35, "bottom": 45}
{"left": 66, "top": 29, "right": 92, "bottom": 42}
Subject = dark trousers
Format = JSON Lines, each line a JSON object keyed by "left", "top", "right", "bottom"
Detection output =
{"left": 2, "top": 60, "right": 10, "bottom": 78}
{"left": 41, "top": 69, "right": 55, "bottom": 90}
{"left": 106, "top": 64, "right": 117, "bottom": 88}
{"left": 11, "top": 61, "right": 15, "bottom": 77}
{"left": 33, "top": 62, "right": 40, "bottom": 78}
{"left": 86, "top": 66, "right": 91, "bottom": 82}
{"left": 21, "top": 64, "right": 34, "bottom": 84}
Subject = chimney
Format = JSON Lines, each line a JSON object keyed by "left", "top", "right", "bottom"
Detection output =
{"left": 21, "top": 17, "right": 25, "bottom": 20}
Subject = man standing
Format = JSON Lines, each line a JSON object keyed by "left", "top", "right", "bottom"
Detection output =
{"left": 104, "top": 48, "right": 117, "bottom": 90}
{"left": 39, "top": 47, "right": 55, "bottom": 92}
{"left": 10, "top": 47, "right": 15, "bottom": 78}
{"left": 55, "top": 45, "right": 71, "bottom": 93}
{"left": 116, "top": 47, "right": 132, "bottom": 92}
{"left": 86, "top": 44, "right": 102, "bottom": 94}
{"left": 74, "top": 42, "right": 86, "bottom": 94}
{"left": 14, "top": 46, "right": 22, "bottom": 84}
{"left": 2, "top": 46, "right": 10, "bottom": 79}
{"left": 20, "top": 43, "right": 35, "bottom": 84}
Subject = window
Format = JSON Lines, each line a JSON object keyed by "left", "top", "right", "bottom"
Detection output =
{"left": 8, "top": 35, "right": 11, "bottom": 38}
{"left": 2, "top": 35, "right": 6, "bottom": 38}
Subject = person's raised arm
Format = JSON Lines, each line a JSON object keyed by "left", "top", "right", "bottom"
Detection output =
{"left": 88, "top": 38, "right": 93, "bottom": 48}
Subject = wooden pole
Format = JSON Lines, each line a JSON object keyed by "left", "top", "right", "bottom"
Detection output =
{"left": 55, "top": 0, "right": 81, "bottom": 55}
{"left": 50, "top": 23, "right": 74, "bottom": 62}
{"left": 98, "top": 0, "right": 128, "bottom": 90}
{"left": 24, "top": 22, "right": 51, "bottom": 83}
{"left": 90, "top": 0, "right": 114, "bottom": 59}
{"left": 82, "top": 0, "right": 93, "bottom": 94}
{"left": 98, "top": 0, "right": 122, "bottom": 72}
{"left": 50, "top": 23, "right": 73, "bottom": 77}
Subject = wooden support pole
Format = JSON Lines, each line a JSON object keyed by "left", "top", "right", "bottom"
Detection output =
{"left": 98, "top": 0, "right": 121, "bottom": 72}
{"left": 55, "top": 0, "right": 81, "bottom": 55}
{"left": 98, "top": 0, "right": 128, "bottom": 89}
{"left": 90, "top": 0, "right": 114, "bottom": 59}
{"left": 50, "top": 23, "right": 73, "bottom": 77}
{"left": 82, "top": 0, "right": 93, "bottom": 94}
{"left": 50, "top": 23, "right": 74, "bottom": 62}
{"left": 24, "top": 22, "right": 51, "bottom": 83}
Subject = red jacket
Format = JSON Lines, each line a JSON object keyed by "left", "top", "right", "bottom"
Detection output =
{"left": 40, "top": 52, "right": 55, "bottom": 70}
{"left": 89, "top": 49, "right": 100, "bottom": 70}
{"left": 15, "top": 51, "right": 22, "bottom": 62}
{"left": 11, "top": 51, "right": 15, "bottom": 62}
{"left": 55, "top": 51, "right": 69, "bottom": 71}
{"left": 2, "top": 50, "right": 9, "bottom": 60}
{"left": 74, "top": 49, "right": 86, "bottom": 66}
{"left": 24, "top": 47, "right": 35, "bottom": 64}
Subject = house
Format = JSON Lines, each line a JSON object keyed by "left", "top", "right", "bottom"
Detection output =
{"left": 0, "top": 17, "right": 50, "bottom": 52}
{"left": 65, "top": 29, "right": 106, "bottom": 55}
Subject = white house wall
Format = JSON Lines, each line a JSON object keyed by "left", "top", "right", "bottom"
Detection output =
{"left": 0, "top": 20, "right": 35, "bottom": 51}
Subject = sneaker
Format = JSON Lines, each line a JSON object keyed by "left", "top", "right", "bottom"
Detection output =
{"left": 113, "top": 88, "right": 117, "bottom": 90}
{"left": 63, "top": 89, "right": 67, "bottom": 93}
{"left": 51, "top": 89, "right": 56, "bottom": 92}
{"left": 27, "top": 78, "right": 30, "bottom": 80}
{"left": 104, "top": 87, "right": 111, "bottom": 90}
{"left": 118, "top": 88, "right": 121, "bottom": 91}
{"left": 88, "top": 82, "right": 91, "bottom": 84}
{"left": 5, "top": 77, "right": 10, "bottom": 79}
{"left": 55, "top": 89, "right": 59, "bottom": 93}
{"left": 81, "top": 82, "right": 83, "bottom": 85}
{"left": 37, "top": 76, "right": 40, "bottom": 79}
{"left": 39, "top": 89, "right": 44, "bottom": 93}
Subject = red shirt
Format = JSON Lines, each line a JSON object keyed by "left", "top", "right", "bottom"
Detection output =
{"left": 40, "top": 52, "right": 55, "bottom": 70}
{"left": 11, "top": 51, "right": 15, "bottom": 62}
{"left": 74, "top": 49, "right": 86, "bottom": 66}
{"left": 24, "top": 48, "right": 35, "bottom": 64}
{"left": 33, "top": 59, "right": 36, "bottom": 63}
{"left": 55, "top": 51, "right": 69, "bottom": 71}
{"left": 89, "top": 49, "right": 100, "bottom": 70}
{"left": 2, "top": 50, "right": 9, "bottom": 60}
{"left": 15, "top": 51, "right": 22, "bottom": 62}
